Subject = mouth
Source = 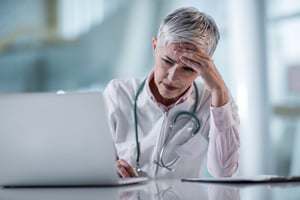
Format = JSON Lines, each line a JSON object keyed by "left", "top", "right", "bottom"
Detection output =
{"left": 162, "top": 83, "right": 178, "bottom": 91}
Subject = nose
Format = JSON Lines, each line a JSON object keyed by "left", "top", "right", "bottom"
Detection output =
{"left": 167, "top": 66, "right": 180, "bottom": 81}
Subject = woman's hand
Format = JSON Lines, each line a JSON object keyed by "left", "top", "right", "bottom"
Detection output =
{"left": 117, "top": 159, "right": 139, "bottom": 178}
{"left": 177, "top": 43, "right": 229, "bottom": 107}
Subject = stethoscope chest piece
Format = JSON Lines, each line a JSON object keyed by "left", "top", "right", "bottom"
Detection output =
{"left": 136, "top": 165, "right": 148, "bottom": 177}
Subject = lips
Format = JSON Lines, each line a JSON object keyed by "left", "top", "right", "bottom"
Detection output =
{"left": 162, "top": 83, "right": 178, "bottom": 91}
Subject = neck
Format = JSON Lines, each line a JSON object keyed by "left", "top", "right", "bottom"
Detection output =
{"left": 149, "top": 78, "right": 180, "bottom": 107}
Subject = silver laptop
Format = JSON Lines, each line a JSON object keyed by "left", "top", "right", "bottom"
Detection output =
{"left": 0, "top": 92, "right": 147, "bottom": 187}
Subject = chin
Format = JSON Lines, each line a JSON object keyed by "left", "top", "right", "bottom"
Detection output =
{"left": 158, "top": 87, "right": 180, "bottom": 99}
{"left": 160, "top": 91, "right": 178, "bottom": 100}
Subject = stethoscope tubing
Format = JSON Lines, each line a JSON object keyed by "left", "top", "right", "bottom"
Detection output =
{"left": 134, "top": 78, "right": 200, "bottom": 172}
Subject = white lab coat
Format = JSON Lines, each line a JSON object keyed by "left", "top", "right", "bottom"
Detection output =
{"left": 103, "top": 76, "right": 240, "bottom": 179}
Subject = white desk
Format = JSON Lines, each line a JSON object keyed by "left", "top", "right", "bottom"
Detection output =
{"left": 1, "top": 179, "right": 300, "bottom": 200}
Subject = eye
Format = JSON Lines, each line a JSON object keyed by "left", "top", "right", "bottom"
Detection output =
{"left": 162, "top": 58, "right": 173, "bottom": 65}
{"left": 182, "top": 66, "right": 195, "bottom": 72}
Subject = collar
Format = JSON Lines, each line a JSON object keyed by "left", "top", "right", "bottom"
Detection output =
{"left": 145, "top": 71, "right": 193, "bottom": 111}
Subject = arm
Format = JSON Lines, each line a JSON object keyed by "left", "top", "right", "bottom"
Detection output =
{"left": 103, "top": 80, "right": 140, "bottom": 178}
{"left": 207, "top": 98, "right": 240, "bottom": 177}
{"left": 179, "top": 44, "right": 240, "bottom": 177}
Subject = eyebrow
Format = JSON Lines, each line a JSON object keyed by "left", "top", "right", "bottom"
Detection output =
{"left": 162, "top": 55, "right": 194, "bottom": 70}
{"left": 162, "top": 55, "right": 176, "bottom": 63}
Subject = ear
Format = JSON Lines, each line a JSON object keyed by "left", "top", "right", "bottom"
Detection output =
{"left": 152, "top": 37, "right": 157, "bottom": 51}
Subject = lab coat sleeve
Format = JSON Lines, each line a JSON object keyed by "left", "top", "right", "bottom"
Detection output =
{"left": 103, "top": 80, "right": 121, "bottom": 142}
{"left": 207, "top": 97, "right": 240, "bottom": 177}
{"left": 103, "top": 79, "right": 137, "bottom": 162}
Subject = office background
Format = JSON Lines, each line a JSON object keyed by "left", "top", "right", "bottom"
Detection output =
{"left": 0, "top": 0, "right": 300, "bottom": 177}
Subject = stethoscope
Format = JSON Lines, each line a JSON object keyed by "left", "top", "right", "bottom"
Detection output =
{"left": 133, "top": 79, "right": 200, "bottom": 176}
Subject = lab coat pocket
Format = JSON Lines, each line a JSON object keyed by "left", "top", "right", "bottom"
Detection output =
{"left": 174, "top": 133, "right": 208, "bottom": 162}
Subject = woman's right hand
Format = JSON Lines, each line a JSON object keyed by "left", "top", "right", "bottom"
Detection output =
{"left": 117, "top": 159, "right": 139, "bottom": 177}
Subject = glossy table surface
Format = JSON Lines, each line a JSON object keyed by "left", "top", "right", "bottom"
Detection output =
{"left": 1, "top": 179, "right": 300, "bottom": 200}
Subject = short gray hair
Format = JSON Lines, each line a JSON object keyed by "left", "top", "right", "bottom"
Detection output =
{"left": 156, "top": 7, "right": 220, "bottom": 56}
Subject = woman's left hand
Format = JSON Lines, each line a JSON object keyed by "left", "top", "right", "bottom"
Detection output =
{"left": 178, "top": 43, "right": 229, "bottom": 107}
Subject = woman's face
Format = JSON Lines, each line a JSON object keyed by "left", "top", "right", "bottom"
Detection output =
{"left": 152, "top": 38, "right": 199, "bottom": 102}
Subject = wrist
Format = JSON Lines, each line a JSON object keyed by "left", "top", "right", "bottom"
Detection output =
{"left": 211, "top": 87, "right": 229, "bottom": 107}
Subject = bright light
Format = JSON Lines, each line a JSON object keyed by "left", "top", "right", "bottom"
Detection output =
{"left": 236, "top": 84, "right": 248, "bottom": 121}
{"left": 56, "top": 90, "right": 66, "bottom": 94}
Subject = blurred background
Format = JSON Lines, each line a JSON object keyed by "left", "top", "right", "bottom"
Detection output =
{"left": 0, "top": 0, "right": 300, "bottom": 178}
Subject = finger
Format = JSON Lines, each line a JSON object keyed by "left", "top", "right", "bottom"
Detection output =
{"left": 119, "top": 160, "right": 139, "bottom": 177}
{"left": 181, "top": 50, "right": 210, "bottom": 62}
{"left": 180, "top": 55, "right": 205, "bottom": 74}
{"left": 179, "top": 42, "right": 211, "bottom": 56}
{"left": 117, "top": 160, "right": 130, "bottom": 177}
{"left": 118, "top": 159, "right": 138, "bottom": 177}
{"left": 174, "top": 46, "right": 195, "bottom": 56}
{"left": 179, "top": 42, "right": 198, "bottom": 51}
{"left": 117, "top": 165, "right": 130, "bottom": 178}
{"left": 180, "top": 51, "right": 212, "bottom": 71}
{"left": 126, "top": 166, "right": 139, "bottom": 177}
{"left": 178, "top": 45, "right": 211, "bottom": 61}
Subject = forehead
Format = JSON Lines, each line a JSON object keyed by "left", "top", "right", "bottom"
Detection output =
{"left": 166, "top": 42, "right": 198, "bottom": 51}
{"left": 158, "top": 42, "right": 199, "bottom": 60}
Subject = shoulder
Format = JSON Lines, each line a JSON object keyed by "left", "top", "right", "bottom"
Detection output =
{"left": 103, "top": 77, "right": 146, "bottom": 105}
{"left": 105, "top": 78, "right": 141, "bottom": 91}
{"left": 104, "top": 77, "right": 145, "bottom": 96}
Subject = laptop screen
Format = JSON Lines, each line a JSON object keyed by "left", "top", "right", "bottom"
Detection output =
{"left": 0, "top": 92, "right": 121, "bottom": 186}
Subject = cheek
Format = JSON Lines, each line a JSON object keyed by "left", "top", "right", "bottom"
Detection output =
{"left": 153, "top": 65, "right": 162, "bottom": 83}
{"left": 181, "top": 75, "right": 197, "bottom": 87}
{"left": 154, "top": 61, "right": 168, "bottom": 78}
{"left": 154, "top": 68, "right": 165, "bottom": 84}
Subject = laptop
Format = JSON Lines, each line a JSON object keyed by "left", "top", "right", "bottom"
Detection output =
{"left": 0, "top": 92, "right": 147, "bottom": 187}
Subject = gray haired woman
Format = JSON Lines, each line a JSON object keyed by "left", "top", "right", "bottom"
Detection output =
{"left": 104, "top": 7, "right": 240, "bottom": 179}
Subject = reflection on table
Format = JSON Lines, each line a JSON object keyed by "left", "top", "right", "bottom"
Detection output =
{"left": 119, "top": 179, "right": 239, "bottom": 200}
{"left": 0, "top": 179, "right": 300, "bottom": 200}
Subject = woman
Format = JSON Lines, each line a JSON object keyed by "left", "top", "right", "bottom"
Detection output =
{"left": 103, "top": 7, "right": 240, "bottom": 179}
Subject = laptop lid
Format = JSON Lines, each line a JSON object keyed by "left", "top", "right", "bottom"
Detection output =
{"left": 0, "top": 92, "right": 146, "bottom": 186}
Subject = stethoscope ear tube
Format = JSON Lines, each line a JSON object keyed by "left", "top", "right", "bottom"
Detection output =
{"left": 133, "top": 79, "right": 146, "bottom": 169}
